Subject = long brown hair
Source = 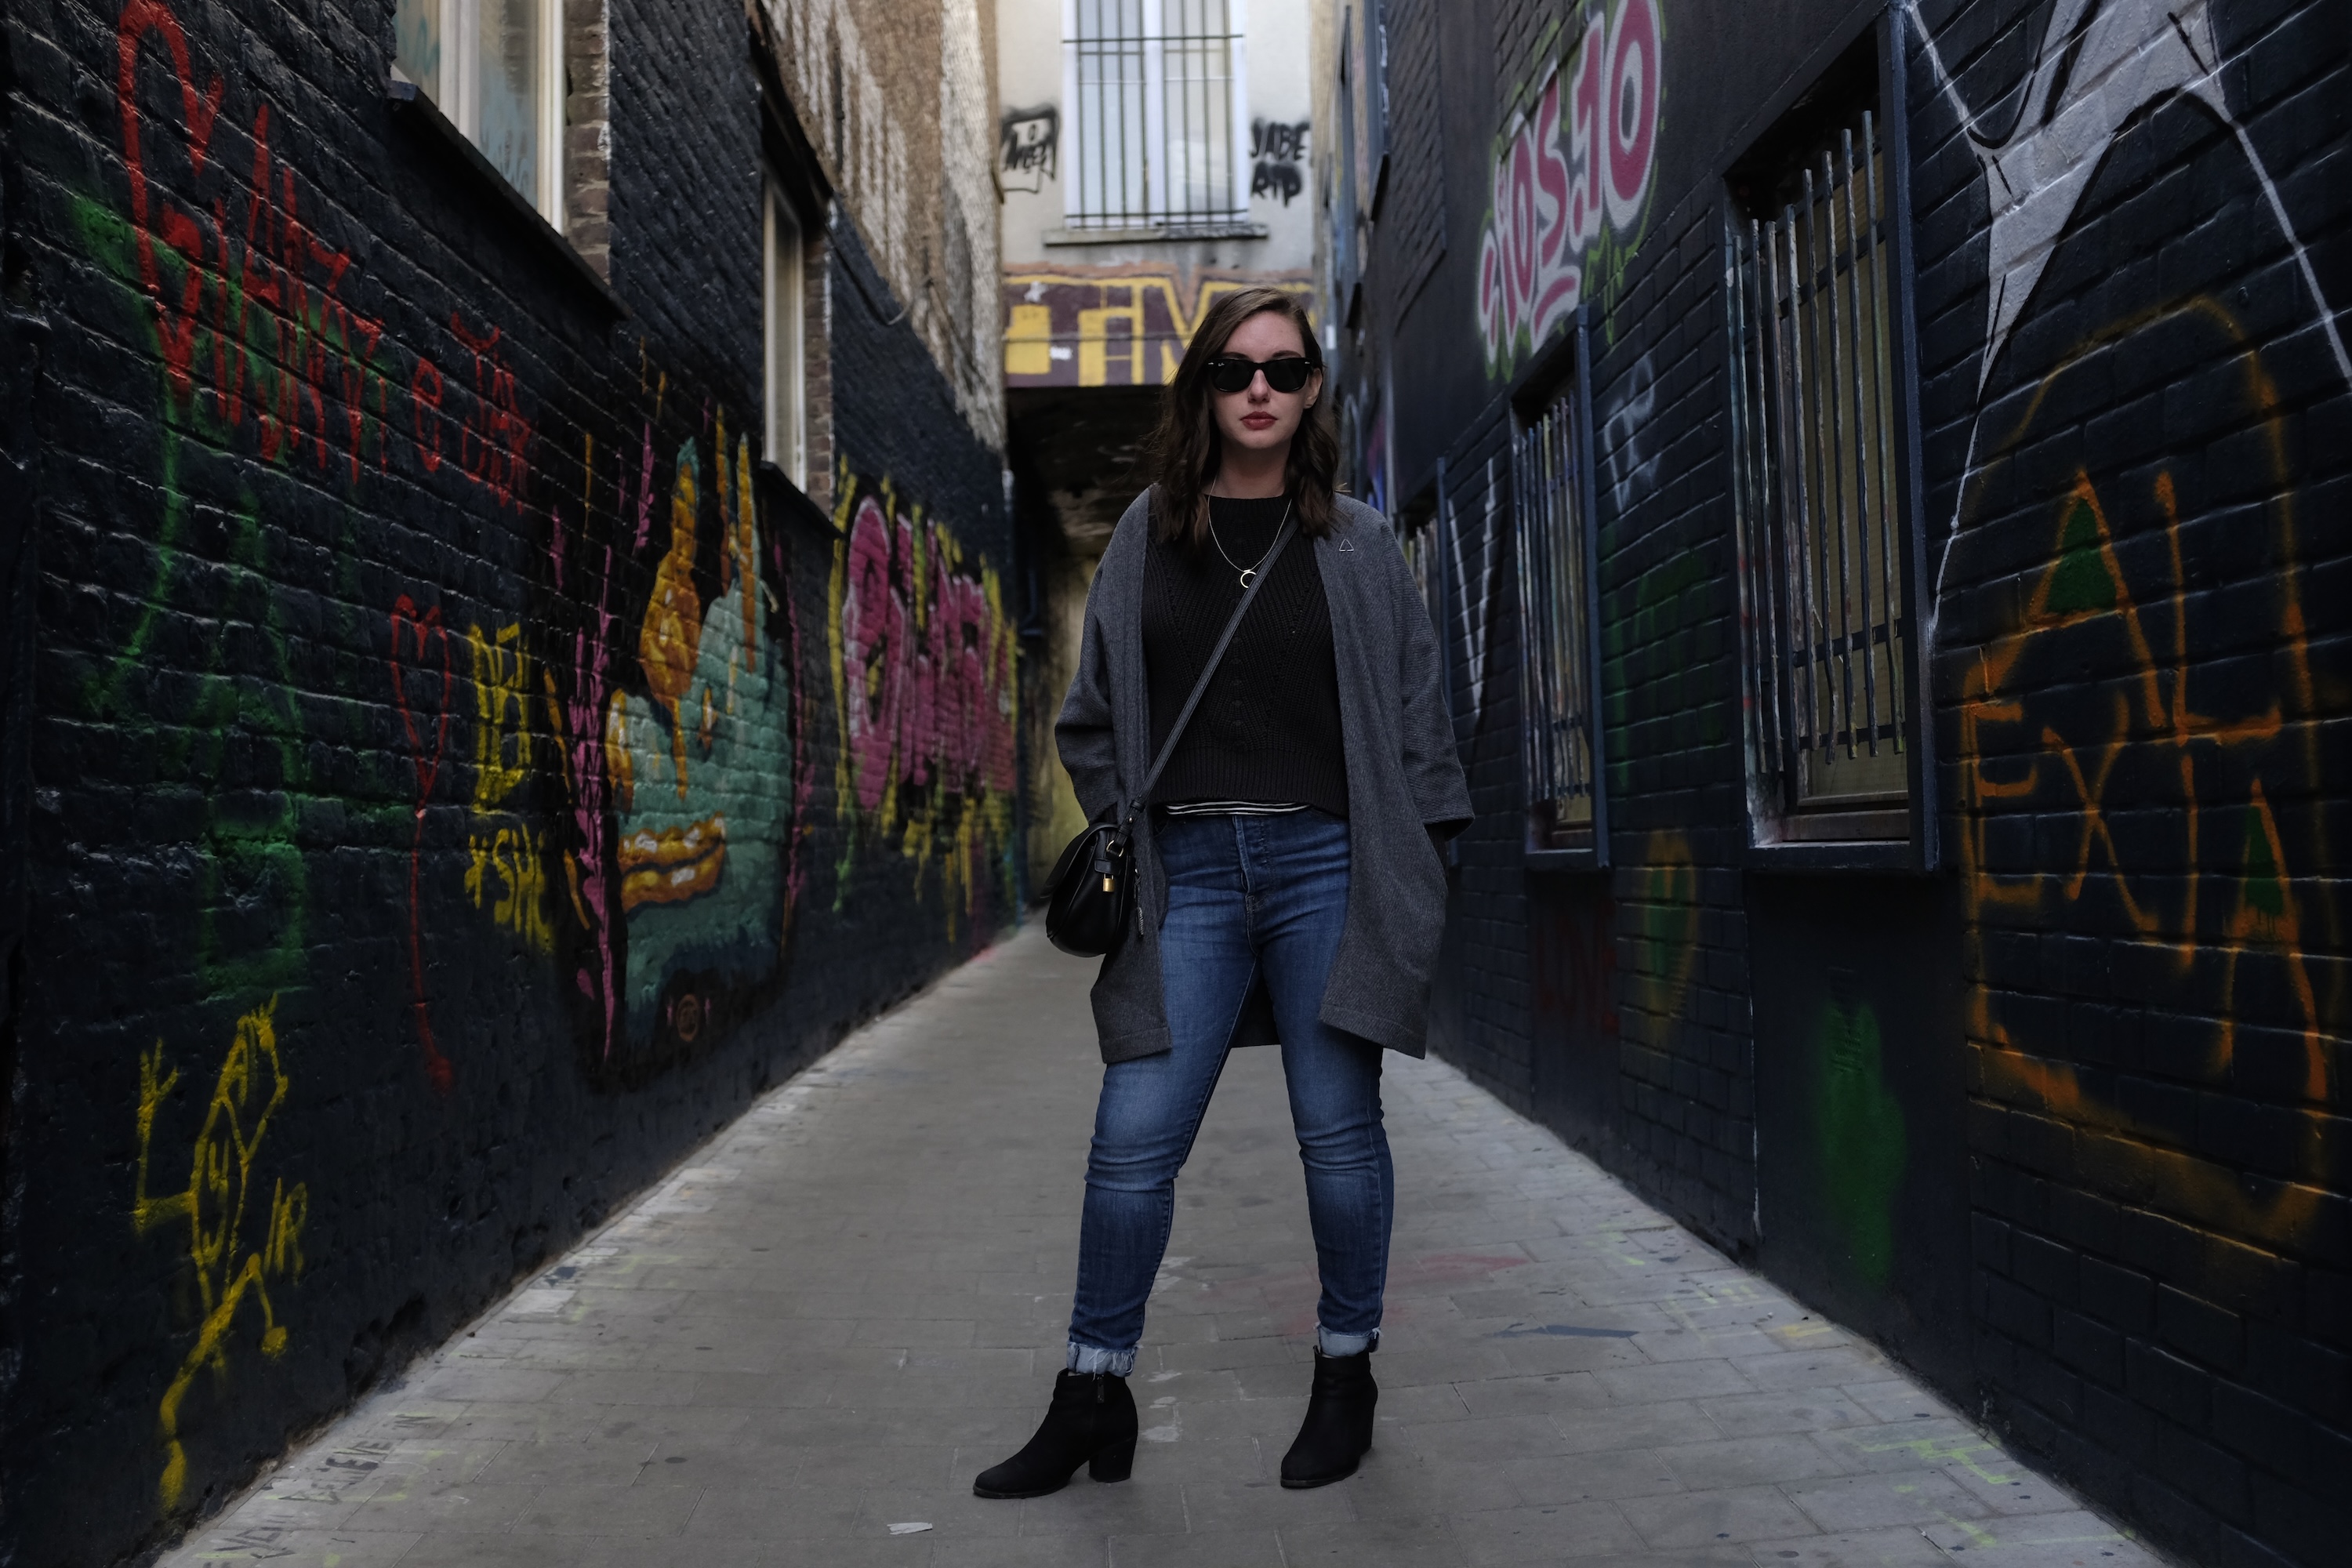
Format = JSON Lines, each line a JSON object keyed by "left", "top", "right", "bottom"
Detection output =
{"left": 1146, "top": 287, "right": 1340, "bottom": 547}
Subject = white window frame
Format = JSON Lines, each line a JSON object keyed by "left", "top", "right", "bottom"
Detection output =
{"left": 764, "top": 177, "right": 807, "bottom": 487}
{"left": 1061, "top": 0, "right": 1251, "bottom": 230}
{"left": 394, "top": 0, "right": 567, "bottom": 223}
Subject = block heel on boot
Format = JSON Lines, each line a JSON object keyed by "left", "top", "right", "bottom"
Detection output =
{"left": 973, "top": 1370, "right": 1139, "bottom": 1499}
{"left": 1280, "top": 1348, "right": 1377, "bottom": 1488}
{"left": 1087, "top": 1436, "right": 1137, "bottom": 1483}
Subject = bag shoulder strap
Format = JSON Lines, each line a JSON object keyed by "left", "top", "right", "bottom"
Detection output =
{"left": 1131, "top": 513, "right": 1299, "bottom": 810}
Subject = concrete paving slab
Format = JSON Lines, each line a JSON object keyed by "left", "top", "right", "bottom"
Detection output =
{"left": 1617, "top": 1483, "right": 1821, "bottom": 1547}
{"left": 154, "top": 925, "right": 2170, "bottom": 1567}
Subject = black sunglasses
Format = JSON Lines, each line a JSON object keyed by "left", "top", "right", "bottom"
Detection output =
{"left": 1204, "top": 354, "right": 1319, "bottom": 394}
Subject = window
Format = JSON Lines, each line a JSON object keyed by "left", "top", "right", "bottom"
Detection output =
{"left": 1512, "top": 356, "right": 1604, "bottom": 856}
{"left": 1065, "top": 0, "right": 1247, "bottom": 230}
{"left": 764, "top": 179, "right": 805, "bottom": 486}
{"left": 1726, "top": 105, "right": 1913, "bottom": 842}
{"left": 394, "top": 0, "right": 566, "bottom": 221}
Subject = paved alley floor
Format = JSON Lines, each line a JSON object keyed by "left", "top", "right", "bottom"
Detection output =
{"left": 166, "top": 924, "right": 2169, "bottom": 1568}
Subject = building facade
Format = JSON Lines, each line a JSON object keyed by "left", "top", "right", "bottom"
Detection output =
{"left": 1319, "top": 2, "right": 2348, "bottom": 1566}
{"left": 0, "top": 0, "right": 1010, "bottom": 1559}
{"left": 995, "top": 0, "right": 1322, "bottom": 880}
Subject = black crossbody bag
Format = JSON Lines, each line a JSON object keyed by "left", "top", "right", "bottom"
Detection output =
{"left": 1045, "top": 514, "right": 1299, "bottom": 958}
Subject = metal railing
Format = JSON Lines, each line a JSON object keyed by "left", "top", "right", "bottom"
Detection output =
{"left": 1727, "top": 111, "right": 1910, "bottom": 811}
{"left": 1512, "top": 389, "right": 1598, "bottom": 830}
{"left": 1068, "top": 0, "right": 1242, "bottom": 229}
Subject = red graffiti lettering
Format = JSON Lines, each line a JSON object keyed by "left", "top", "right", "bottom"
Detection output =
{"left": 117, "top": 0, "right": 223, "bottom": 402}
{"left": 412, "top": 357, "right": 444, "bottom": 472}
{"left": 450, "top": 312, "right": 532, "bottom": 508}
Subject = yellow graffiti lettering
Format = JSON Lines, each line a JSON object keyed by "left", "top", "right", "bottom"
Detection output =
{"left": 132, "top": 998, "right": 310, "bottom": 1510}
{"left": 465, "top": 825, "right": 554, "bottom": 951}
{"left": 1957, "top": 297, "right": 2334, "bottom": 1258}
{"left": 641, "top": 441, "right": 703, "bottom": 797}
{"left": 466, "top": 622, "right": 531, "bottom": 811}
{"left": 1002, "top": 270, "right": 1315, "bottom": 387}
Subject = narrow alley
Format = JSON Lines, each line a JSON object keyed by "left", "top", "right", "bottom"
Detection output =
{"left": 166, "top": 928, "right": 2163, "bottom": 1568}
{"left": 3, "top": 0, "right": 2342, "bottom": 1563}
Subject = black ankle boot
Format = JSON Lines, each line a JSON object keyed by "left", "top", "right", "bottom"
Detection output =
{"left": 972, "top": 1369, "right": 1139, "bottom": 1499}
{"left": 1279, "top": 1348, "right": 1377, "bottom": 1488}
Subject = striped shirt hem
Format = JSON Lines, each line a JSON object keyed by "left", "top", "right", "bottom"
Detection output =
{"left": 1160, "top": 800, "right": 1313, "bottom": 818}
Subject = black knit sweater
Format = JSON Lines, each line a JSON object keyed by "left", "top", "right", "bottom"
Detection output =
{"left": 1142, "top": 494, "right": 1348, "bottom": 817}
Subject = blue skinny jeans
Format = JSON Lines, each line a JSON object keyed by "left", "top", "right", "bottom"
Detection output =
{"left": 1067, "top": 809, "right": 1392, "bottom": 1375}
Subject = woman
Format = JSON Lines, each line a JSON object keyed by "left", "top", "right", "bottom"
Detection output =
{"left": 975, "top": 288, "right": 1469, "bottom": 1500}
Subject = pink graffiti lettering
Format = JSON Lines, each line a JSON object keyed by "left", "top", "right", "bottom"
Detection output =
{"left": 841, "top": 496, "right": 906, "bottom": 812}
{"left": 1476, "top": 0, "right": 1661, "bottom": 374}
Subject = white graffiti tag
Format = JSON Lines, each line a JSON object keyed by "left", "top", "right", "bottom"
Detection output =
{"left": 1913, "top": 0, "right": 2352, "bottom": 613}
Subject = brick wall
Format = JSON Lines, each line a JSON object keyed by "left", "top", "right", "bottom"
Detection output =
{"left": 1430, "top": 410, "right": 1534, "bottom": 1106}
{"left": 0, "top": 0, "right": 1011, "bottom": 1560}
{"left": 1338, "top": 0, "right": 2349, "bottom": 1563}
{"left": 1592, "top": 194, "right": 1759, "bottom": 1255}
{"left": 1912, "top": 1, "right": 2350, "bottom": 1563}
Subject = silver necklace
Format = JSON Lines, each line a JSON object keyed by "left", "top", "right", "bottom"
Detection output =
{"left": 1207, "top": 498, "right": 1293, "bottom": 589}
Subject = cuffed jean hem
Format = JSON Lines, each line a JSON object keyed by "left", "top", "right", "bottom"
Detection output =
{"left": 1067, "top": 1343, "right": 1138, "bottom": 1377}
{"left": 1318, "top": 1325, "right": 1378, "bottom": 1358}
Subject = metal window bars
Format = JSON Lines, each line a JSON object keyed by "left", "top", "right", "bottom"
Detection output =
{"left": 1069, "top": 0, "right": 1242, "bottom": 229}
{"left": 1727, "top": 111, "right": 1910, "bottom": 812}
{"left": 1512, "top": 388, "right": 1598, "bottom": 832}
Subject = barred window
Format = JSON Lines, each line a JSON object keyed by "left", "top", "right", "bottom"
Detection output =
{"left": 1066, "top": 0, "right": 1245, "bottom": 230}
{"left": 1727, "top": 108, "right": 1912, "bottom": 840}
{"left": 1512, "top": 372, "right": 1603, "bottom": 854}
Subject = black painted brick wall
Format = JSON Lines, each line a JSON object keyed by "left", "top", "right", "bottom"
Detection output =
{"left": 0, "top": 0, "right": 1012, "bottom": 1559}
{"left": 1591, "top": 191, "right": 1756, "bottom": 1255}
{"left": 1360, "top": 0, "right": 2350, "bottom": 1565}
{"left": 1912, "top": 2, "right": 2350, "bottom": 1564}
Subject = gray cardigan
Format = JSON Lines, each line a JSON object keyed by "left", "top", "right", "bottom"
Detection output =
{"left": 1055, "top": 491, "right": 1473, "bottom": 1063}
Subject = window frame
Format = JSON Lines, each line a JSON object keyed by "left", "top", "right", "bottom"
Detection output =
{"left": 1509, "top": 307, "right": 1610, "bottom": 870}
{"left": 764, "top": 174, "right": 807, "bottom": 488}
{"left": 1060, "top": 0, "right": 1252, "bottom": 233}
{"left": 394, "top": 0, "right": 568, "bottom": 223}
{"left": 1722, "top": 16, "right": 1936, "bottom": 873}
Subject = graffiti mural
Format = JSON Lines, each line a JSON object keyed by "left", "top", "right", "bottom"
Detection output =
{"left": 464, "top": 622, "right": 554, "bottom": 951}
{"left": 1917, "top": 0, "right": 2352, "bottom": 613}
{"left": 1475, "top": 0, "right": 1663, "bottom": 375}
{"left": 1813, "top": 989, "right": 1906, "bottom": 1288}
{"left": 1956, "top": 334, "right": 2339, "bottom": 1254}
{"left": 46, "top": 0, "right": 1018, "bottom": 1551}
{"left": 132, "top": 998, "right": 310, "bottom": 1511}
{"left": 827, "top": 462, "right": 1019, "bottom": 937}
{"left": 1003, "top": 266, "right": 1314, "bottom": 387}
{"left": 1621, "top": 829, "right": 1699, "bottom": 1036}
{"left": 1919, "top": 0, "right": 2348, "bottom": 1269}
{"left": 1443, "top": 456, "right": 1506, "bottom": 740}
{"left": 605, "top": 424, "right": 800, "bottom": 1047}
